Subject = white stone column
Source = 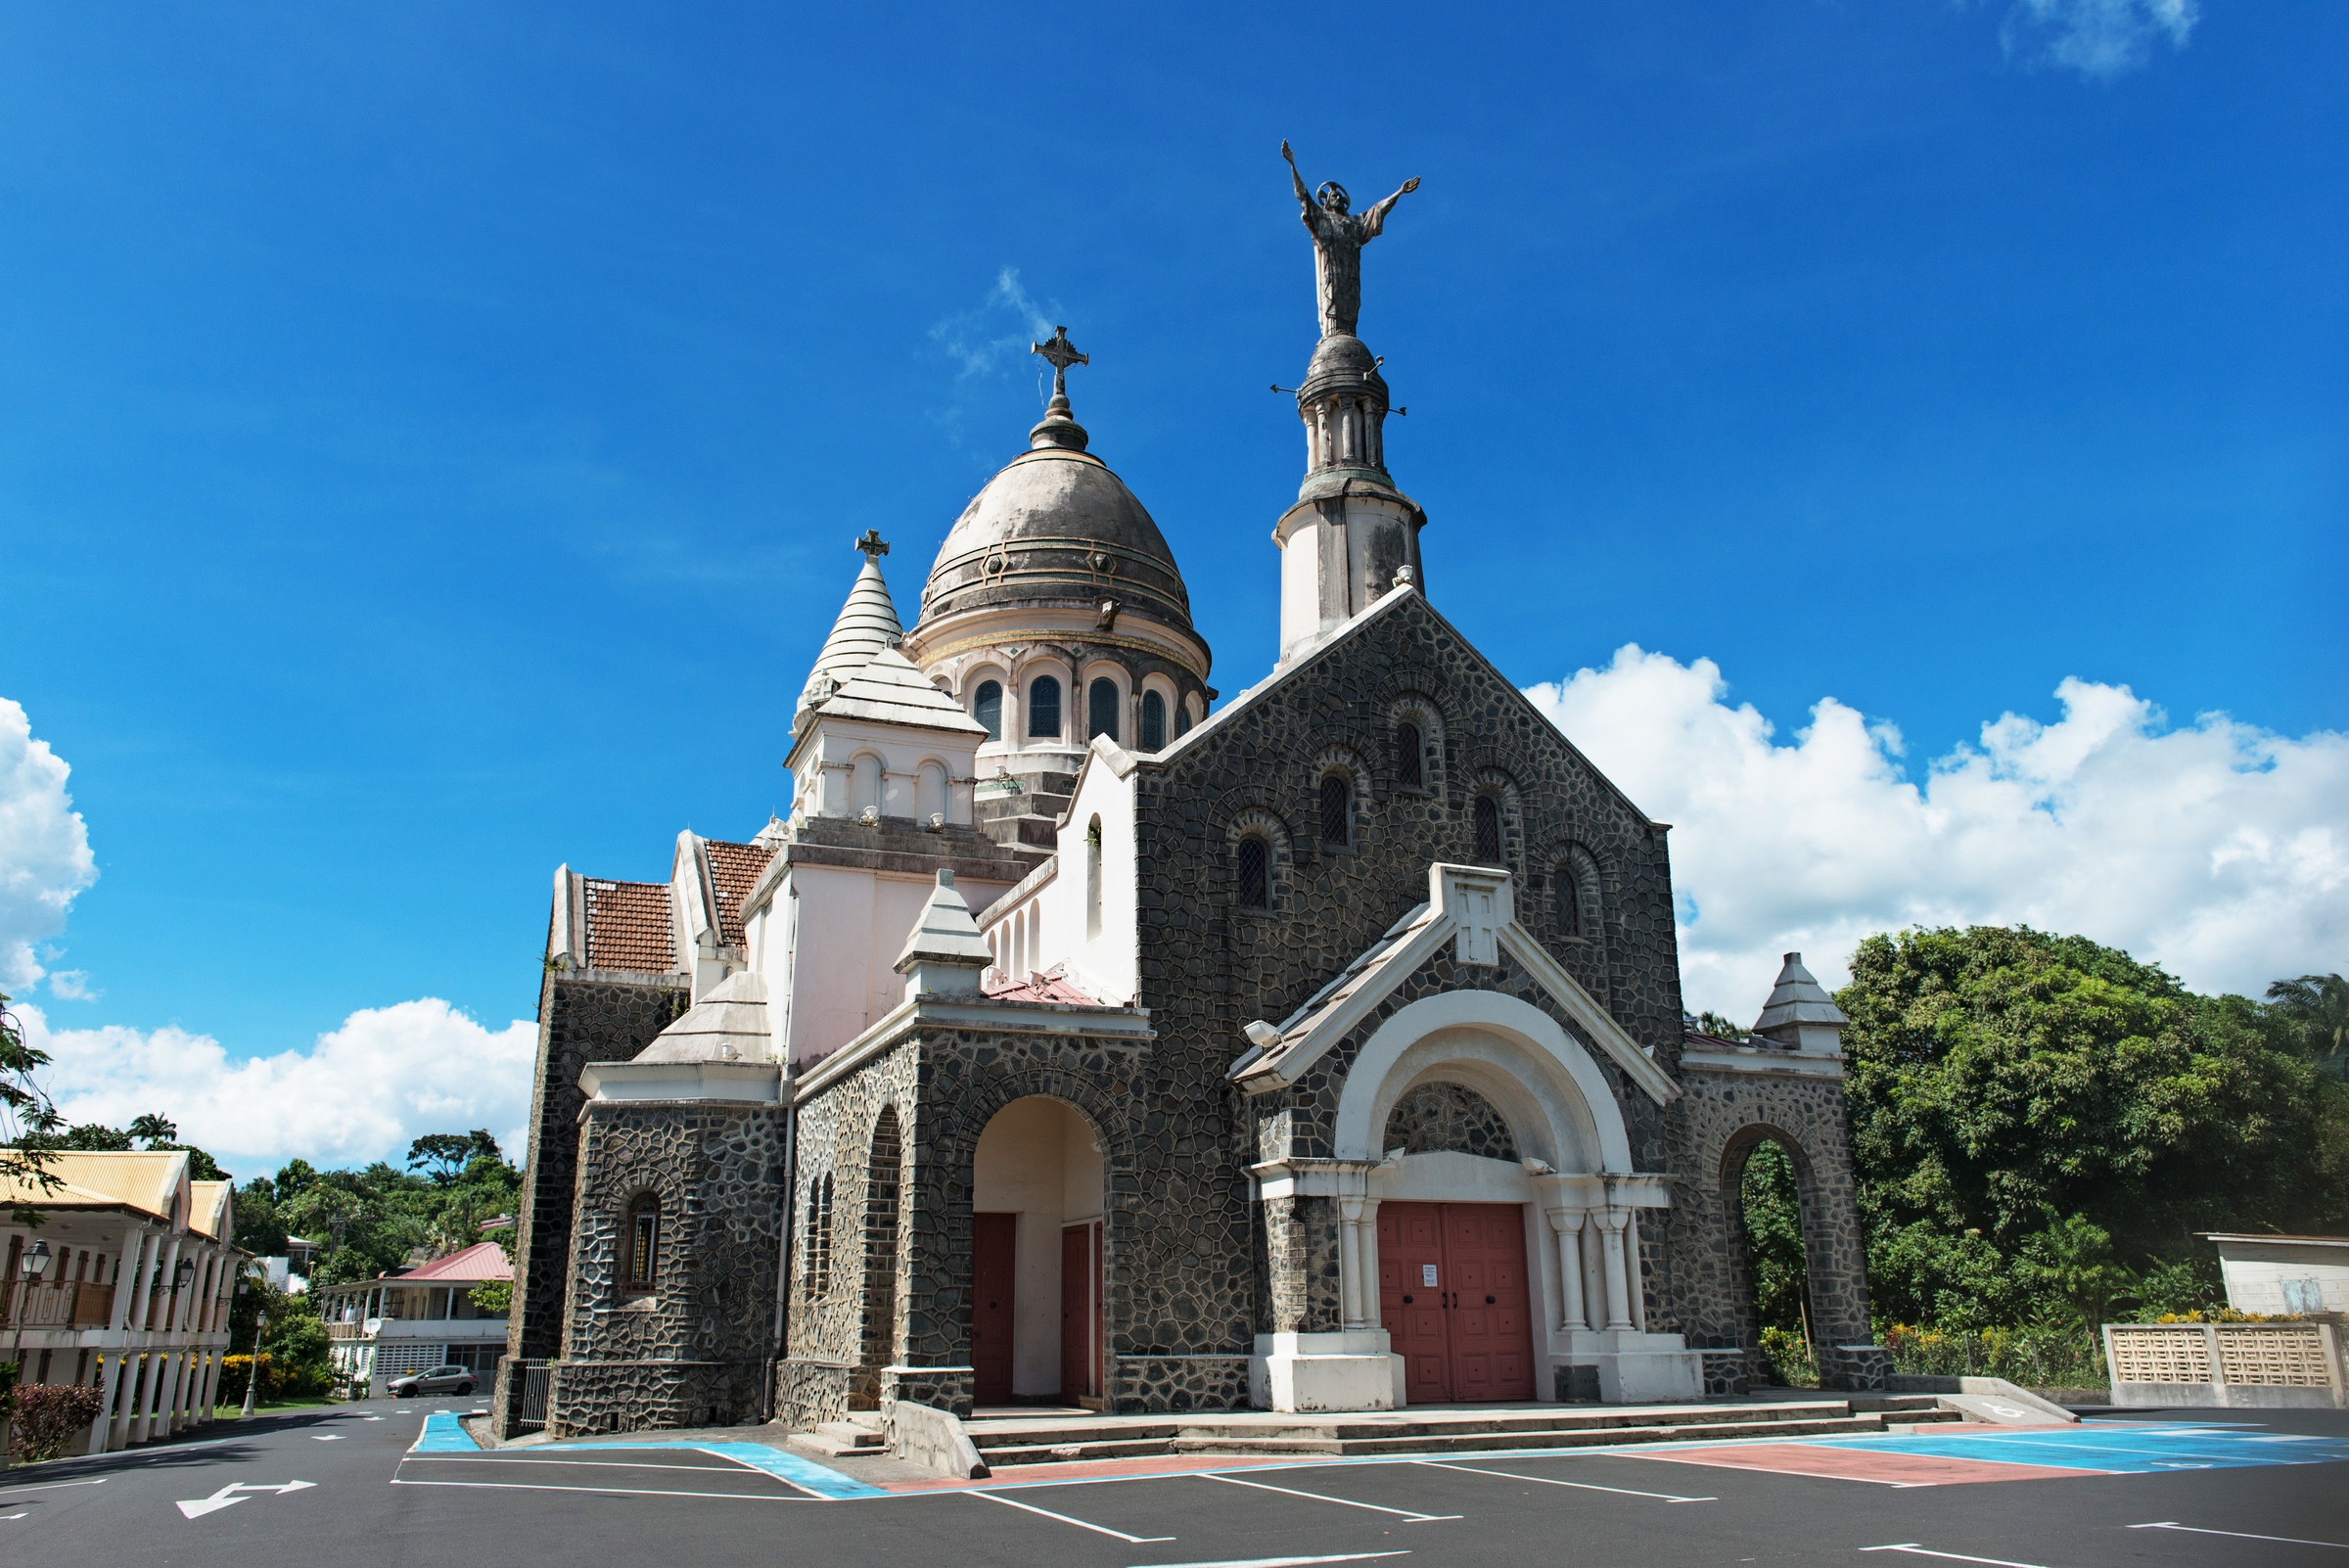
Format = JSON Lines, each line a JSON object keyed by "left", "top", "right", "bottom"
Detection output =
{"left": 1597, "top": 1210, "right": 1635, "bottom": 1330}
{"left": 87, "top": 1352, "right": 124, "bottom": 1455}
{"left": 1337, "top": 1198, "right": 1366, "bottom": 1329}
{"left": 1544, "top": 1207, "right": 1589, "bottom": 1331}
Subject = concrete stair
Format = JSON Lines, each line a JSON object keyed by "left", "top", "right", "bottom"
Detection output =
{"left": 789, "top": 1416, "right": 887, "bottom": 1458}
{"left": 961, "top": 1397, "right": 1962, "bottom": 1468}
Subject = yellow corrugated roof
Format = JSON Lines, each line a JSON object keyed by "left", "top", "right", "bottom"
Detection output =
{"left": 0, "top": 1150, "right": 187, "bottom": 1222}
{"left": 189, "top": 1179, "right": 233, "bottom": 1241}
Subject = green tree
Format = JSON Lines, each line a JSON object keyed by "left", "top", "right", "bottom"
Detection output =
{"left": 0, "top": 992, "right": 61, "bottom": 1223}
{"left": 234, "top": 1178, "right": 291, "bottom": 1257}
{"left": 2268, "top": 973, "right": 2349, "bottom": 1075}
{"left": 126, "top": 1112, "right": 177, "bottom": 1147}
{"left": 407, "top": 1130, "right": 498, "bottom": 1185}
{"left": 2026, "top": 1211, "right": 2138, "bottom": 1331}
{"left": 1840, "top": 926, "right": 2349, "bottom": 1326}
{"left": 1739, "top": 1140, "right": 1809, "bottom": 1336}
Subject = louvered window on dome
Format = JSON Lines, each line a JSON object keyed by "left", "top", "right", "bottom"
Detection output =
{"left": 1236, "top": 836, "right": 1268, "bottom": 910}
{"left": 622, "top": 1195, "right": 660, "bottom": 1293}
{"left": 1319, "top": 773, "right": 1350, "bottom": 848}
{"left": 1397, "top": 722, "right": 1423, "bottom": 789}
{"left": 1557, "top": 865, "right": 1582, "bottom": 937}
{"left": 1140, "top": 690, "right": 1167, "bottom": 752}
{"left": 973, "top": 680, "right": 1002, "bottom": 742}
{"left": 1028, "top": 675, "right": 1062, "bottom": 738}
{"left": 1088, "top": 677, "right": 1120, "bottom": 742}
{"left": 1473, "top": 796, "right": 1502, "bottom": 863}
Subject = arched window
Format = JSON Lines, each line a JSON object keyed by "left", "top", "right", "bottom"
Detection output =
{"left": 621, "top": 1195, "right": 661, "bottom": 1293}
{"left": 1027, "top": 675, "right": 1062, "bottom": 738}
{"left": 1473, "top": 796, "right": 1501, "bottom": 863}
{"left": 1139, "top": 690, "right": 1167, "bottom": 752}
{"left": 1319, "top": 773, "right": 1350, "bottom": 848}
{"left": 1175, "top": 703, "right": 1193, "bottom": 738}
{"left": 973, "top": 680, "right": 1002, "bottom": 742}
{"left": 1236, "top": 836, "right": 1269, "bottom": 910}
{"left": 1556, "top": 863, "right": 1582, "bottom": 938}
{"left": 1087, "top": 677, "right": 1120, "bottom": 742}
{"left": 1085, "top": 815, "right": 1103, "bottom": 940}
{"left": 806, "top": 1173, "right": 835, "bottom": 1299}
{"left": 861, "top": 1109, "right": 902, "bottom": 1372}
{"left": 1396, "top": 722, "right": 1423, "bottom": 790}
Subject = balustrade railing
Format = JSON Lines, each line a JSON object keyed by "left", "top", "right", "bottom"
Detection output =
{"left": 2, "top": 1280, "right": 117, "bottom": 1328}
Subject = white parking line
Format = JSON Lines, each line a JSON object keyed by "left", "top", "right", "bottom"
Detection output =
{"left": 1860, "top": 1546, "right": 2052, "bottom": 1568}
{"left": 1411, "top": 1459, "right": 1714, "bottom": 1502}
{"left": 2130, "top": 1522, "right": 2349, "bottom": 1549}
{"left": 1201, "top": 1472, "right": 1461, "bottom": 1521}
{"left": 406, "top": 1456, "right": 766, "bottom": 1474}
{"left": 1128, "top": 1555, "right": 1410, "bottom": 1568}
{"left": 968, "top": 1488, "right": 1175, "bottom": 1543}
{"left": 391, "top": 1478, "right": 815, "bottom": 1502}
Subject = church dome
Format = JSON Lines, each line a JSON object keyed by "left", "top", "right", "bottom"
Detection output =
{"left": 913, "top": 384, "right": 1194, "bottom": 642}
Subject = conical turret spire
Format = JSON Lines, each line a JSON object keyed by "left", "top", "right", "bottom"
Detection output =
{"left": 800, "top": 531, "right": 903, "bottom": 716}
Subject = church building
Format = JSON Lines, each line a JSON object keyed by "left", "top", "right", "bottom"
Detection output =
{"left": 492, "top": 161, "right": 1886, "bottom": 1441}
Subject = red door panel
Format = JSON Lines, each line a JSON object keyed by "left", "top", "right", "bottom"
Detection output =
{"left": 1376, "top": 1201, "right": 1537, "bottom": 1406}
{"left": 1060, "top": 1222, "right": 1101, "bottom": 1401}
{"left": 971, "top": 1212, "right": 1017, "bottom": 1406}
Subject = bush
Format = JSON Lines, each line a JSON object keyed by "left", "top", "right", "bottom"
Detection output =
{"left": 1757, "top": 1326, "right": 1819, "bottom": 1388}
{"left": 10, "top": 1384, "right": 105, "bottom": 1461}
{"left": 217, "top": 1354, "right": 278, "bottom": 1406}
{"left": 1879, "top": 1321, "right": 2106, "bottom": 1387}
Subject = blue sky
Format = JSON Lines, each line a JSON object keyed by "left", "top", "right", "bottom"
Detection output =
{"left": 2, "top": 2, "right": 2342, "bottom": 1171}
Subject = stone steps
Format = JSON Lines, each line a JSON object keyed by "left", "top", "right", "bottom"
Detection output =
{"left": 788, "top": 1418, "right": 887, "bottom": 1457}
{"left": 961, "top": 1398, "right": 1966, "bottom": 1468}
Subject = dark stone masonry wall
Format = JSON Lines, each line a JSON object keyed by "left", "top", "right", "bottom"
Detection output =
{"left": 1130, "top": 591, "right": 1690, "bottom": 1350}
{"left": 1664, "top": 1063, "right": 1883, "bottom": 1391}
{"left": 493, "top": 970, "right": 686, "bottom": 1439}
{"left": 544, "top": 1097, "right": 787, "bottom": 1438}
{"left": 1384, "top": 1080, "right": 1519, "bottom": 1161}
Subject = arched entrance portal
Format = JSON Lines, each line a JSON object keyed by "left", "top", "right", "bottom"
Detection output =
{"left": 971, "top": 1096, "right": 1106, "bottom": 1407}
{"left": 1723, "top": 1126, "right": 1820, "bottom": 1388}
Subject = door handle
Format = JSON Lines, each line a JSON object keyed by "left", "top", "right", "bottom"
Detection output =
{"left": 1486, "top": 1295, "right": 1497, "bottom": 1304}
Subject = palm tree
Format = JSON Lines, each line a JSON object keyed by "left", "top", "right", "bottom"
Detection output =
{"left": 2268, "top": 973, "right": 2349, "bottom": 1073}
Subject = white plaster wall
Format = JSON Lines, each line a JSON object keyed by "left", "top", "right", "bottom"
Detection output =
{"left": 791, "top": 715, "right": 981, "bottom": 827}
{"left": 972, "top": 1097, "right": 1103, "bottom": 1397}
{"left": 1277, "top": 511, "right": 1322, "bottom": 657}
{"left": 773, "top": 864, "right": 1013, "bottom": 1066}
{"left": 2219, "top": 1244, "right": 2349, "bottom": 1314}
{"left": 1052, "top": 756, "right": 1139, "bottom": 1003}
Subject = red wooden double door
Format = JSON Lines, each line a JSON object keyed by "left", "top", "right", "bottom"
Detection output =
{"left": 970, "top": 1214, "right": 1102, "bottom": 1407}
{"left": 1376, "top": 1202, "right": 1537, "bottom": 1404}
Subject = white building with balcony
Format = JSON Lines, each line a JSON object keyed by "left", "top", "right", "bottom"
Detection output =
{"left": 316, "top": 1240, "right": 511, "bottom": 1396}
{"left": 0, "top": 1150, "right": 240, "bottom": 1454}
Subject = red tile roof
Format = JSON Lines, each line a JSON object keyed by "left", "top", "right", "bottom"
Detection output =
{"left": 703, "top": 839, "right": 776, "bottom": 949}
{"left": 984, "top": 971, "right": 1097, "bottom": 1005}
{"left": 388, "top": 1241, "right": 513, "bottom": 1284}
{"left": 582, "top": 878, "right": 675, "bottom": 973}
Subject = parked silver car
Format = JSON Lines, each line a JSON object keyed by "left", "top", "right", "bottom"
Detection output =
{"left": 388, "top": 1363, "right": 478, "bottom": 1398}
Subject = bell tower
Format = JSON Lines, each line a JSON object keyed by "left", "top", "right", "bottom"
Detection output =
{"left": 1272, "top": 142, "right": 1428, "bottom": 664}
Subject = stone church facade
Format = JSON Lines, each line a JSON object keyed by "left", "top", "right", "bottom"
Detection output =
{"left": 492, "top": 187, "right": 1887, "bottom": 1442}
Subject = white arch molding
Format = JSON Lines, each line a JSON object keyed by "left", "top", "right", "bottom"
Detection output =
{"left": 1250, "top": 987, "right": 1701, "bottom": 1413}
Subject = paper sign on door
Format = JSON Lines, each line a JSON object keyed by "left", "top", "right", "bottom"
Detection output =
{"left": 1421, "top": 1265, "right": 1439, "bottom": 1287}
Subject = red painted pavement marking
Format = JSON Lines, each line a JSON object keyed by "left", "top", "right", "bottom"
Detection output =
{"left": 1629, "top": 1444, "right": 2106, "bottom": 1488}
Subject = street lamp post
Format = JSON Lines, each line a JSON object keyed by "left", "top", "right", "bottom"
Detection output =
{"left": 239, "top": 1308, "right": 267, "bottom": 1418}
{"left": 4, "top": 1239, "right": 54, "bottom": 1471}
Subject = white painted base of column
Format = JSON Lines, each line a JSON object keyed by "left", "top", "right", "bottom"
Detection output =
{"left": 1249, "top": 1332, "right": 1405, "bottom": 1412}
{"left": 1552, "top": 1329, "right": 1704, "bottom": 1405}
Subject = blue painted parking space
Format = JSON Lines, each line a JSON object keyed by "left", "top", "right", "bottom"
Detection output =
{"left": 1796, "top": 1421, "right": 2349, "bottom": 1473}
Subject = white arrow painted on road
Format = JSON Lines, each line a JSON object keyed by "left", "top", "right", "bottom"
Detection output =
{"left": 310, "top": 1435, "right": 345, "bottom": 1441}
{"left": 176, "top": 1481, "right": 317, "bottom": 1520}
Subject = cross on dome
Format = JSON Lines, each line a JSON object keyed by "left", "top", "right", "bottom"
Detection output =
{"left": 1031, "top": 326, "right": 1088, "bottom": 402}
{"left": 855, "top": 529, "right": 890, "bottom": 561}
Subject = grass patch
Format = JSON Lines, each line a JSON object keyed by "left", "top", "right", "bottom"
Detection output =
{"left": 211, "top": 1396, "right": 343, "bottom": 1417}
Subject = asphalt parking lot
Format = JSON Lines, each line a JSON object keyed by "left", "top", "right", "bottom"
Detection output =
{"left": 4, "top": 1401, "right": 2342, "bottom": 1568}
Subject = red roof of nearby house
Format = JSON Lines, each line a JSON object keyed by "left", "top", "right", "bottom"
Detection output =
{"left": 389, "top": 1241, "right": 513, "bottom": 1283}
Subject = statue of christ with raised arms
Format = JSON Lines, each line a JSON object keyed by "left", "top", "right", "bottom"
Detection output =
{"left": 1282, "top": 140, "right": 1420, "bottom": 340}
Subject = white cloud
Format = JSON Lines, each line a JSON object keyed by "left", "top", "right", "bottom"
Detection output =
{"left": 0, "top": 699, "right": 98, "bottom": 994}
{"left": 1523, "top": 647, "right": 2349, "bottom": 1020}
{"left": 2002, "top": 0, "right": 2200, "bottom": 79}
{"left": 45, "top": 970, "right": 98, "bottom": 1001}
{"left": 929, "top": 266, "right": 1058, "bottom": 381}
{"left": 19, "top": 998, "right": 536, "bottom": 1181}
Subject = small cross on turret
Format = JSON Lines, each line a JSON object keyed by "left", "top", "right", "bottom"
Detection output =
{"left": 1031, "top": 326, "right": 1089, "bottom": 402}
{"left": 854, "top": 529, "right": 890, "bottom": 561}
